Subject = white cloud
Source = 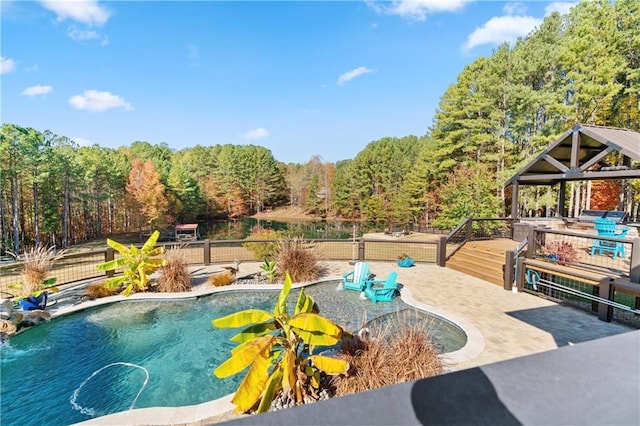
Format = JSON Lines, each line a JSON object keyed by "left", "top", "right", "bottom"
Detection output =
{"left": 22, "top": 85, "right": 53, "bottom": 96}
{"left": 503, "top": 2, "right": 527, "bottom": 16}
{"left": 1, "top": 56, "right": 16, "bottom": 74}
{"left": 67, "top": 26, "right": 109, "bottom": 44}
{"left": 71, "top": 137, "right": 93, "bottom": 146}
{"left": 244, "top": 128, "right": 269, "bottom": 140}
{"left": 40, "top": 0, "right": 110, "bottom": 26}
{"left": 337, "top": 66, "right": 374, "bottom": 85}
{"left": 463, "top": 15, "right": 541, "bottom": 51}
{"left": 68, "top": 90, "right": 133, "bottom": 112}
{"left": 67, "top": 26, "right": 99, "bottom": 40}
{"left": 369, "top": 0, "right": 469, "bottom": 21}
{"left": 545, "top": 2, "right": 576, "bottom": 16}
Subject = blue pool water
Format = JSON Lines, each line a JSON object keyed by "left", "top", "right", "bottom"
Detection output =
{"left": 0, "top": 281, "right": 466, "bottom": 425}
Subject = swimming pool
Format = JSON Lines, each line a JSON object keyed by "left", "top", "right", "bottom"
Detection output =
{"left": 0, "top": 281, "right": 467, "bottom": 425}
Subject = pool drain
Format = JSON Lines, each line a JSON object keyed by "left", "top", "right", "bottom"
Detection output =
{"left": 70, "top": 362, "right": 149, "bottom": 417}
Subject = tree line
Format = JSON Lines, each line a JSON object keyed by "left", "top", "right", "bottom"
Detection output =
{"left": 2, "top": 0, "right": 639, "bottom": 252}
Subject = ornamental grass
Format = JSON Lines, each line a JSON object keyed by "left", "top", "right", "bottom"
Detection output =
{"left": 276, "top": 237, "right": 323, "bottom": 283}
{"left": 16, "top": 246, "right": 66, "bottom": 295}
{"left": 331, "top": 321, "right": 443, "bottom": 396}
{"left": 156, "top": 250, "right": 192, "bottom": 292}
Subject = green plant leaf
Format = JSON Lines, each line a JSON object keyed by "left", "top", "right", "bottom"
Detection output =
{"left": 103, "top": 276, "right": 127, "bottom": 289}
{"left": 274, "top": 272, "right": 292, "bottom": 316}
{"left": 142, "top": 230, "right": 160, "bottom": 251}
{"left": 230, "top": 322, "right": 276, "bottom": 343}
{"left": 294, "top": 288, "right": 315, "bottom": 315}
{"left": 213, "top": 309, "right": 274, "bottom": 329}
{"left": 96, "top": 258, "right": 128, "bottom": 271}
{"left": 215, "top": 335, "right": 275, "bottom": 378}
{"left": 106, "top": 238, "right": 130, "bottom": 254}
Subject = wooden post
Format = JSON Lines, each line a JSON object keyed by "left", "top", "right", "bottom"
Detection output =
{"left": 105, "top": 247, "right": 115, "bottom": 277}
{"left": 597, "top": 277, "right": 613, "bottom": 322}
{"left": 526, "top": 225, "right": 536, "bottom": 258}
{"left": 437, "top": 235, "right": 447, "bottom": 267}
{"left": 511, "top": 181, "right": 519, "bottom": 220}
{"left": 557, "top": 181, "right": 566, "bottom": 217}
{"left": 629, "top": 238, "right": 640, "bottom": 283}
{"left": 204, "top": 240, "right": 211, "bottom": 265}
{"left": 504, "top": 250, "right": 515, "bottom": 290}
{"left": 358, "top": 239, "right": 365, "bottom": 261}
{"left": 466, "top": 219, "right": 473, "bottom": 241}
{"left": 515, "top": 257, "right": 525, "bottom": 291}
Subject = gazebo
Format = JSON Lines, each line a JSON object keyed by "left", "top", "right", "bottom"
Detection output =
{"left": 505, "top": 123, "right": 640, "bottom": 219}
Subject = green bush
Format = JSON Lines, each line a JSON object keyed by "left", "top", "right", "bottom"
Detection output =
{"left": 242, "top": 226, "right": 283, "bottom": 260}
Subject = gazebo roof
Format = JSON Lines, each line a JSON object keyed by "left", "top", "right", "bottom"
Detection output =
{"left": 505, "top": 124, "right": 640, "bottom": 186}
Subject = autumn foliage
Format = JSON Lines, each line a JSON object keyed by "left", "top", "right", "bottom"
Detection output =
{"left": 590, "top": 181, "right": 621, "bottom": 210}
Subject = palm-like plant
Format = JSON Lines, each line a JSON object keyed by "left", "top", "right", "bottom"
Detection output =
{"left": 96, "top": 230, "right": 167, "bottom": 296}
{"left": 213, "top": 273, "right": 350, "bottom": 413}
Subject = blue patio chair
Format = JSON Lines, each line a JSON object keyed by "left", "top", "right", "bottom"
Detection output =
{"left": 342, "top": 261, "right": 371, "bottom": 291}
{"left": 590, "top": 218, "right": 629, "bottom": 259}
{"left": 364, "top": 271, "right": 399, "bottom": 303}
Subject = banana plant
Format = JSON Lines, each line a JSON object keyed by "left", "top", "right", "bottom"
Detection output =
{"left": 213, "top": 273, "right": 350, "bottom": 413}
{"left": 96, "top": 230, "right": 167, "bottom": 296}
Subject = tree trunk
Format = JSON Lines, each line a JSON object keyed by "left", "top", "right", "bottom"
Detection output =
{"left": 62, "top": 174, "right": 70, "bottom": 248}
{"left": 33, "top": 181, "right": 40, "bottom": 246}
{"left": 11, "top": 174, "right": 19, "bottom": 253}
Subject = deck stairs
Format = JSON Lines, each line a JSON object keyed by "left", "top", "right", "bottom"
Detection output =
{"left": 446, "top": 239, "right": 519, "bottom": 286}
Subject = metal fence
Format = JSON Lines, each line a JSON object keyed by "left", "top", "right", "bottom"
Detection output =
{"left": 512, "top": 225, "right": 640, "bottom": 326}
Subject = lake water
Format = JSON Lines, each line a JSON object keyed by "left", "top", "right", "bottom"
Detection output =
{"left": 200, "top": 218, "right": 386, "bottom": 240}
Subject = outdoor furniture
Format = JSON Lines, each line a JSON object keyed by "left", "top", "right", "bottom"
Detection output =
{"left": 364, "top": 271, "right": 398, "bottom": 303}
{"left": 342, "top": 261, "right": 371, "bottom": 291}
{"left": 590, "top": 218, "right": 629, "bottom": 259}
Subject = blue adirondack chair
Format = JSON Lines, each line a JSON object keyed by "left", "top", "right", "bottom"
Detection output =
{"left": 342, "top": 261, "right": 371, "bottom": 291}
{"left": 364, "top": 271, "right": 399, "bottom": 303}
{"left": 590, "top": 218, "right": 629, "bottom": 259}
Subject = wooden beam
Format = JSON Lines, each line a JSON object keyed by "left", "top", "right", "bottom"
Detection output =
{"left": 519, "top": 169, "right": 640, "bottom": 182}
{"left": 570, "top": 129, "right": 580, "bottom": 169}
{"left": 557, "top": 181, "right": 566, "bottom": 217}
{"left": 543, "top": 155, "right": 569, "bottom": 172}
{"left": 511, "top": 181, "right": 519, "bottom": 219}
{"left": 579, "top": 146, "right": 615, "bottom": 171}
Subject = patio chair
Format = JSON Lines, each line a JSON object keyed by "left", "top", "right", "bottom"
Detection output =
{"left": 590, "top": 218, "right": 629, "bottom": 259}
{"left": 342, "top": 261, "right": 371, "bottom": 291}
{"left": 364, "top": 271, "right": 399, "bottom": 303}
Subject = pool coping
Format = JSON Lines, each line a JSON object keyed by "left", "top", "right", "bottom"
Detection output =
{"left": 40, "top": 276, "right": 483, "bottom": 425}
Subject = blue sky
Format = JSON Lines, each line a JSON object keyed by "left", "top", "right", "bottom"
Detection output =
{"left": 1, "top": 0, "right": 575, "bottom": 164}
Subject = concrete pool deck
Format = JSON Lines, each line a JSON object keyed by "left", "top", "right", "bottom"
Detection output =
{"left": 43, "top": 260, "right": 634, "bottom": 425}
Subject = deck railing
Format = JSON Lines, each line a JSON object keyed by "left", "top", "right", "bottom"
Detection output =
{"left": 513, "top": 224, "right": 640, "bottom": 325}
{"left": 439, "top": 217, "right": 515, "bottom": 266}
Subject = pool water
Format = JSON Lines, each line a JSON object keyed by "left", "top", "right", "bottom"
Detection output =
{"left": 0, "top": 281, "right": 466, "bottom": 425}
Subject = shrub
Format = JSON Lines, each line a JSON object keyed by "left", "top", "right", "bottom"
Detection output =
{"left": 84, "top": 282, "right": 121, "bottom": 299}
{"left": 542, "top": 240, "right": 578, "bottom": 265}
{"left": 331, "top": 323, "right": 442, "bottom": 396}
{"left": 156, "top": 250, "right": 192, "bottom": 292}
{"left": 242, "top": 226, "right": 282, "bottom": 260}
{"left": 276, "top": 238, "right": 322, "bottom": 283}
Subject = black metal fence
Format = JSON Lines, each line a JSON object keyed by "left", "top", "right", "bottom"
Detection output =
{"left": 510, "top": 224, "right": 640, "bottom": 326}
